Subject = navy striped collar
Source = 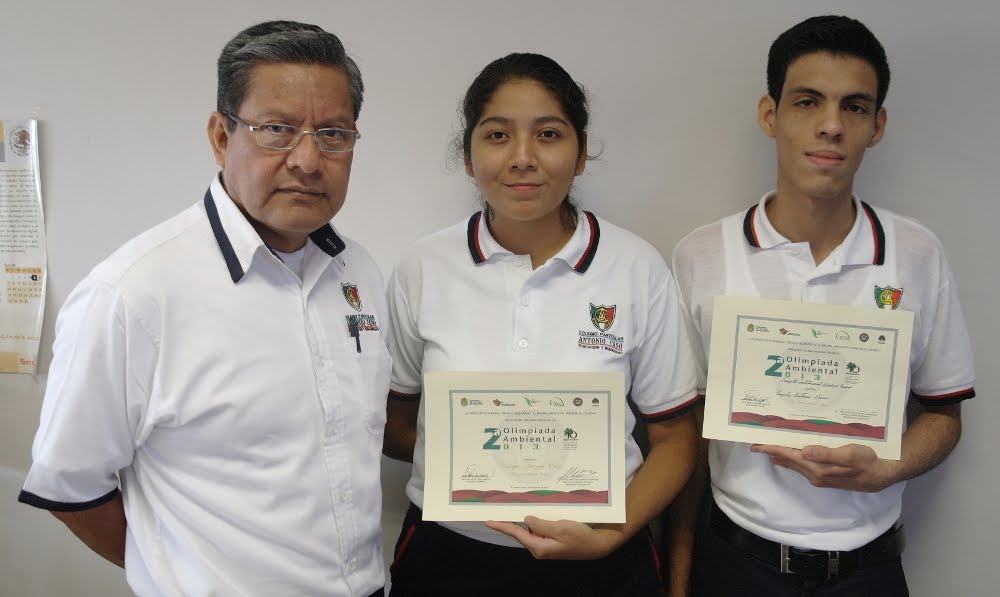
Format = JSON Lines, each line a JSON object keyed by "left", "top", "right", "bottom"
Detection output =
{"left": 203, "top": 185, "right": 346, "bottom": 283}
{"left": 465, "top": 209, "right": 601, "bottom": 273}
{"left": 742, "top": 194, "right": 885, "bottom": 266}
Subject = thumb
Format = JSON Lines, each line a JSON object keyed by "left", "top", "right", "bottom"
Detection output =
{"left": 523, "top": 516, "right": 557, "bottom": 538}
{"left": 801, "top": 445, "right": 830, "bottom": 461}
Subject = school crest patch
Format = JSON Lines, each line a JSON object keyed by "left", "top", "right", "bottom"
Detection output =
{"left": 342, "top": 283, "right": 362, "bottom": 311}
{"left": 874, "top": 286, "right": 903, "bottom": 310}
{"left": 590, "top": 303, "right": 616, "bottom": 332}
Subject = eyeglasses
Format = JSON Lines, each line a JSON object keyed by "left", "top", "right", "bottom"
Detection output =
{"left": 225, "top": 112, "right": 360, "bottom": 153}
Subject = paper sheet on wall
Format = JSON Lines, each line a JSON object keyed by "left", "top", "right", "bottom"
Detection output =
{"left": 0, "top": 118, "right": 45, "bottom": 374}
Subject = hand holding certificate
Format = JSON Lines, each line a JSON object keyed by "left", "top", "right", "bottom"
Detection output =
{"left": 422, "top": 371, "right": 626, "bottom": 523}
{"left": 703, "top": 296, "right": 913, "bottom": 459}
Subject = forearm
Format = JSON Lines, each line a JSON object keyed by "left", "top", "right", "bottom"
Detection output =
{"left": 52, "top": 491, "right": 127, "bottom": 568}
{"left": 663, "top": 436, "right": 708, "bottom": 597}
{"left": 756, "top": 403, "right": 964, "bottom": 493}
{"left": 383, "top": 436, "right": 415, "bottom": 462}
{"left": 383, "top": 399, "right": 418, "bottom": 462}
{"left": 599, "top": 413, "right": 698, "bottom": 549}
{"left": 891, "top": 403, "right": 962, "bottom": 485}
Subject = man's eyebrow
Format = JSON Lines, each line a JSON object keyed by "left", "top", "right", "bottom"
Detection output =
{"left": 786, "top": 86, "right": 876, "bottom": 104}
{"left": 249, "top": 111, "right": 297, "bottom": 122}
{"left": 841, "top": 92, "right": 877, "bottom": 104}
{"left": 786, "top": 86, "right": 826, "bottom": 99}
{"left": 247, "top": 111, "right": 354, "bottom": 128}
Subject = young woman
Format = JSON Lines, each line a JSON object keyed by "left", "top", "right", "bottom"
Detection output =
{"left": 383, "top": 53, "right": 700, "bottom": 596}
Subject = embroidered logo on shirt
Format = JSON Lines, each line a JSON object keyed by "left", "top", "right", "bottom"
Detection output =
{"left": 342, "top": 283, "right": 362, "bottom": 311}
{"left": 590, "top": 303, "right": 616, "bottom": 331}
{"left": 874, "top": 285, "right": 903, "bottom": 310}
{"left": 579, "top": 303, "right": 624, "bottom": 354}
{"left": 353, "top": 314, "right": 380, "bottom": 331}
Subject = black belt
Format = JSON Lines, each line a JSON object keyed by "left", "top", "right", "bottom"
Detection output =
{"left": 710, "top": 501, "right": 901, "bottom": 582}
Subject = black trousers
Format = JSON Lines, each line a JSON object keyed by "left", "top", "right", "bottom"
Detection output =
{"left": 692, "top": 518, "right": 909, "bottom": 597}
{"left": 389, "top": 503, "right": 664, "bottom": 597}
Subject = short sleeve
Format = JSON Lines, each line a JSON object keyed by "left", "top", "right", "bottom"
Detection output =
{"left": 672, "top": 228, "right": 723, "bottom": 395}
{"left": 385, "top": 264, "right": 424, "bottom": 401}
{"left": 629, "top": 263, "right": 703, "bottom": 422}
{"left": 909, "top": 259, "right": 976, "bottom": 405}
{"left": 19, "top": 279, "right": 153, "bottom": 511}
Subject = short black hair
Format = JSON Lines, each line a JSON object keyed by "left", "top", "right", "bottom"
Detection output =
{"left": 768, "top": 15, "right": 890, "bottom": 109}
{"left": 217, "top": 21, "right": 364, "bottom": 129}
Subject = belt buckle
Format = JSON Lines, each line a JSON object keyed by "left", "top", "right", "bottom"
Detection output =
{"left": 780, "top": 544, "right": 841, "bottom": 581}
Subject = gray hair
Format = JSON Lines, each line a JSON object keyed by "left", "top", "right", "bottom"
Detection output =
{"left": 216, "top": 21, "right": 364, "bottom": 129}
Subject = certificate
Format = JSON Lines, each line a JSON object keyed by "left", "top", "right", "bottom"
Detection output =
{"left": 422, "top": 371, "right": 625, "bottom": 523}
{"left": 703, "top": 296, "right": 913, "bottom": 459}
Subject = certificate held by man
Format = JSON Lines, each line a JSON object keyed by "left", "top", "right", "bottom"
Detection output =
{"left": 703, "top": 296, "right": 914, "bottom": 459}
{"left": 422, "top": 371, "right": 626, "bottom": 523}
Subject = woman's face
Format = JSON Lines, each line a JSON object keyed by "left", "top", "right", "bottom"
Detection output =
{"left": 464, "top": 79, "right": 586, "bottom": 230}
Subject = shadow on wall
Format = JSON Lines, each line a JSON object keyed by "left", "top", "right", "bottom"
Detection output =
{"left": 0, "top": 466, "right": 131, "bottom": 596}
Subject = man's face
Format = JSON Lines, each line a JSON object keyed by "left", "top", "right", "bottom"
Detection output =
{"left": 759, "top": 52, "right": 887, "bottom": 203}
{"left": 208, "top": 63, "right": 356, "bottom": 252}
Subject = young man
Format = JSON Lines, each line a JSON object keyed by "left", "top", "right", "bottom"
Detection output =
{"left": 19, "top": 21, "right": 390, "bottom": 597}
{"left": 668, "top": 15, "right": 976, "bottom": 596}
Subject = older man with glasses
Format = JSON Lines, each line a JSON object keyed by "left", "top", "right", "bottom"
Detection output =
{"left": 19, "top": 20, "right": 390, "bottom": 597}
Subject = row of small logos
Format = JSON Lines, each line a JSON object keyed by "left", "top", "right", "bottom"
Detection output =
{"left": 459, "top": 396, "right": 600, "bottom": 408}
{"left": 747, "top": 324, "right": 887, "bottom": 344}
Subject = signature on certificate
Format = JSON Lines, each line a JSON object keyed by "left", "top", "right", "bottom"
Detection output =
{"left": 741, "top": 389, "right": 769, "bottom": 406}
{"left": 777, "top": 389, "right": 830, "bottom": 402}
{"left": 460, "top": 465, "right": 496, "bottom": 482}
{"left": 558, "top": 467, "right": 599, "bottom": 483}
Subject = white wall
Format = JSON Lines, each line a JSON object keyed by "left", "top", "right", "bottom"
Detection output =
{"left": 1, "top": 1, "right": 996, "bottom": 595}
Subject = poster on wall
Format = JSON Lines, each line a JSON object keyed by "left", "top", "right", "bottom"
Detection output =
{"left": 0, "top": 118, "right": 45, "bottom": 374}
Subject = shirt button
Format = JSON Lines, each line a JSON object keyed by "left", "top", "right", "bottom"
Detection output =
{"left": 518, "top": 339, "right": 528, "bottom": 349}
{"left": 520, "top": 296, "right": 529, "bottom": 306}
{"left": 790, "top": 247, "right": 801, "bottom": 256}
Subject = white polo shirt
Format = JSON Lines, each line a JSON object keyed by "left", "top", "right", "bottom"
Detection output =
{"left": 672, "top": 192, "right": 976, "bottom": 551}
{"left": 20, "top": 175, "right": 391, "bottom": 597}
{"left": 387, "top": 209, "right": 701, "bottom": 546}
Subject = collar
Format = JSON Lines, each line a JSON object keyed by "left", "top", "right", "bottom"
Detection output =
{"left": 465, "top": 209, "right": 601, "bottom": 273}
{"left": 742, "top": 191, "right": 885, "bottom": 266}
{"left": 203, "top": 174, "right": 347, "bottom": 283}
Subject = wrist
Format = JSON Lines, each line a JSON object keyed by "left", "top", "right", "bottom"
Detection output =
{"left": 591, "top": 526, "right": 627, "bottom": 558}
{"left": 873, "top": 458, "right": 903, "bottom": 492}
